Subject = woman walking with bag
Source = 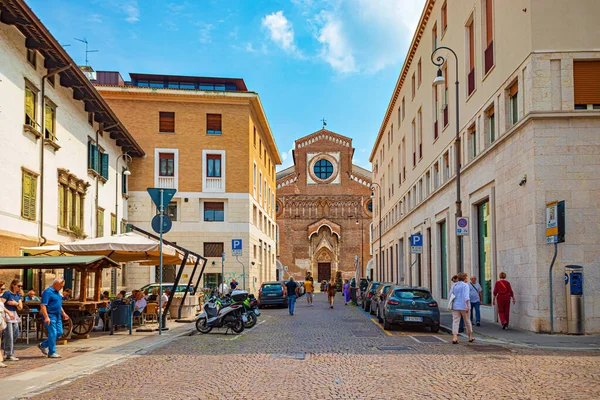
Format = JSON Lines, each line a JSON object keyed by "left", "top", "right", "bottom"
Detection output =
{"left": 342, "top": 279, "right": 351, "bottom": 305}
{"left": 493, "top": 272, "right": 516, "bottom": 329}
{"left": 1, "top": 279, "right": 23, "bottom": 361}
{"left": 326, "top": 279, "right": 336, "bottom": 309}
{"left": 450, "top": 273, "right": 474, "bottom": 344}
{"left": 0, "top": 281, "right": 13, "bottom": 368}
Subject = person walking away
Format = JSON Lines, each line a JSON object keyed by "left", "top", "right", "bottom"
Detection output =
{"left": 304, "top": 276, "right": 314, "bottom": 306}
{"left": 343, "top": 279, "right": 351, "bottom": 305}
{"left": 218, "top": 280, "right": 229, "bottom": 297}
{"left": 0, "top": 281, "right": 15, "bottom": 368}
{"left": 326, "top": 279, "right": 336, "bottom": 309}
{"left": 469, "top": 276, "right": 483, "bottom": 326}
{"left": 451, "top": 273, "right": 474, "bottom": 344}
{"left": 493, "top": 272, "right": 515, "bottom": 329}
{"left": 39, "top": 278, "right": 70, "bottom": 358}
{"left": 1, "top": 279, "right": 23, "bottom": 361}
{"left": 285, "top": 277, "right": 299, "bottom": 315}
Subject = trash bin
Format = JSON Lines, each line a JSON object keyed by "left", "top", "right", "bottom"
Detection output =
{"left": 109, "top": 301, "right": 133, "bottom": 335}
{"left": 565, "top": 265, "right": 584, "bottom": 335}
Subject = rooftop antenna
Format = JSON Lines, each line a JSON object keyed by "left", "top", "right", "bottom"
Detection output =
{"left": 321, "top": 117, "right": 327, "bottom": 130}
{"left": 74, "top": 37, "right": 98, "bottom": 65}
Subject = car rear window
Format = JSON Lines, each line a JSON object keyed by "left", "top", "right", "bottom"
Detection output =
{"left": 262, "top": 284, "right": 282, "bottom": 292}
{"left": 394, "top": 289, "right": 432, "bottom": 300}
{"left": 370, "top": 283, "right": 381, "bottom": 291}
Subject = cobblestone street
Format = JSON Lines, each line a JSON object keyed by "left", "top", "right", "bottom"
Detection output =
{"left": 32, "top": 294, "right": 600, "bottom": 400}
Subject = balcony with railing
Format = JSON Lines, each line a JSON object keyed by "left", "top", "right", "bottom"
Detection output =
{"left": 485, "top": 41, "right": 494, "bottom": 74}
{"left": 157, "top": 175, "right": 177, "bottom": 189}
{"left": 205, "top": 176, "right": 224, "bottom": 192}
{"left": 467, "top": 68, "right": 475, "bottom": 96}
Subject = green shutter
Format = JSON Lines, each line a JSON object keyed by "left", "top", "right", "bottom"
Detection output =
{"left": 101, "top": 153, "right": 109, "bottom": 180}
{"left": 58, "top": 184, "right": 64, "bottom": 227}
{"left": 29, "top": 175, "right": 37, "bottom": 219}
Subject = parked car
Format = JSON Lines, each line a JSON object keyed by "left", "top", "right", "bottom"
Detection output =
{"left": 284, "top": 280, "right": 305, "bottom": 297}
{"left": 371, "top": 282, "right": 394, "bottom": 319}
{"left": 362, "top": 281, "right": 381, "bottom": 311}
{"left": 258, "top": 282, "right": 287, "bottom": 308}
{"left": 381, "top": 286, "right": 440, "bottom": 332}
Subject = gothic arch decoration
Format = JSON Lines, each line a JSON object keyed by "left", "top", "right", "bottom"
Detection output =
{"left": 308, "top": 218, "right": 341, "bottom": 239}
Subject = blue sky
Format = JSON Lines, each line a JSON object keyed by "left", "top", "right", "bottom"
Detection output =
{"left": 29, "top": 0, "right": 425, "bottom": 171}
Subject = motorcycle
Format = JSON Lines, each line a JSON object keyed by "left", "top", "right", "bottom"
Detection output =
{"left": 195, "top": 294, "right": 246, "bottom": 334}
{"left": 216, "top": 292, "right": 260, "bottom": 329}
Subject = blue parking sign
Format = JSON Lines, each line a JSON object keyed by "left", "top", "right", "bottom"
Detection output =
{"left": 410, "top": 234, "right": 423, "bottom": 254}
{"left": 232, "top": 239, "right": 242, "bottom": 256}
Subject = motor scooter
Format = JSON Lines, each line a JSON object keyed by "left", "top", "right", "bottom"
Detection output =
{"left": 195, "top": 295, "right": 246, "bottom": 334}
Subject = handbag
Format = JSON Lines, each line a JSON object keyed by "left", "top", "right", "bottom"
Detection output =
{"left": 447, "top": 286, "right": 456, "bottom": 311}
{"left": 0, "top": 309, "right": 7, "bottom": 331}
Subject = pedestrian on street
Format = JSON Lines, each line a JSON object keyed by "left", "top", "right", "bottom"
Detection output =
{"left": 304, "top": 273, "right": 314, "bottom": 306}
{"left": 451, "top": 273, "right": 474, "bottom": 344}
{"left": 218, "top": 280, "right": 229, "bottom": 297}
{"left": 492, "top": 272, "right": 516, "bottom": 330}
{"left": 1, "top": 279, "right": 23, "bottom": 362}
{"left": 343, "top": 279, "right": 351, "bottom": 305}
{"left": 0, "top": 281, "right": 15, "bottom": 368}
{"left": 469, "top": 276, "right": 483, "bottom": 326}
{"left": 285, "top": 277, "right": 299, "bottom": 315}
{"left": 230, "top": 279, "right": 238, "bottom": 291}
{"left": 326, "top": 279, "right": 336, "bottom": 309}
{"left": 38, "top": 278, "right": 70, "bottom": 359}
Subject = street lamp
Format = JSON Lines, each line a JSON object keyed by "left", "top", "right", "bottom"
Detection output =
{"left": 370, "top": 183, "right": 382, "bottom": 281}
{"left": 115, "top": 153, "right": 132, "bottom": 234}
{"left": 356, "top": 217, "right": 364, "bottom": 278}
{"left": 431, "top": 46, "right": 463, "bottom": 273}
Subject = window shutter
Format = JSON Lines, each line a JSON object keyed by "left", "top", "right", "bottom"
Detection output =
{"left": 58, "top": 184, "right": 65, "bottom": 227}
{"left": 122, "top": 170, "right": 128, "bottom": 194}
{"left": 101, "top": 153, "right": 109, "bottom": 180}
{"left": 574, "top": 60, "right": 600, "bottom": 105}
{"left": 25, "top": 88, "right": 35, "bottom": 124}
{"left": 509, "top": 82, "right": 518, "bottom": 97}
{"left": 88, "top": 141, "right": 94, "bottom": 169}
{"left": 204, "top": 202, "right": 224, "bottom": 211}
{"left": 22, "top": 173, "right": 31, "bottom": 219}
{"left": 207, "top": 114, "right": 222, "bottom": 133}
{"left": 159, "top": 112, "right": 175, "bottom": 133}
{"left": 30, "top": 175, "right": 37, "bottom": 220}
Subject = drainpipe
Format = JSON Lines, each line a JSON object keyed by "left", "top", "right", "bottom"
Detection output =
{"left": 38, "top": 64, "right": 72, "bottom": 246}
{"left": 95, "top": 123, "right": 119, "bottom": 238}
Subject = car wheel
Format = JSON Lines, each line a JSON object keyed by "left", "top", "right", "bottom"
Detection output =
{"left": 431, "top": 325, "right": 440, "bottom": 333}
{"left": 383, "top": 318, "right": 391, "bottom": 330}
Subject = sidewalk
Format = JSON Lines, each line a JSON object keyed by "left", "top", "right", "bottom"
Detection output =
{"left": 0, "top": 320, "right": 195, "bottom": 399}
{"left": 439, "top": 311, "right": 600, "bottom": 351}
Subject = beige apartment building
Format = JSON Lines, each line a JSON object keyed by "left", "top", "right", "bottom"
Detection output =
{"left": 93, "top": 72, "right": 280, "bottom": 293}
{"left": 370, "top": 0, "right": 600, "bottom": 333}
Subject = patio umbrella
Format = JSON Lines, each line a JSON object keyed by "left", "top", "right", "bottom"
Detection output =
{"left": 59, "top": 232, "right": 186, "bottom": 264}
{"left": 21, "top": 244, "right": 69, "bottom": 256}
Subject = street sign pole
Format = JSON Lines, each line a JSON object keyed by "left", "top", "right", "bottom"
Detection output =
{"left": 158, "top": 189, "right": 164, "bottom": 336}
{"left": 221, "top": 252, "right": 225, "bottom": 294}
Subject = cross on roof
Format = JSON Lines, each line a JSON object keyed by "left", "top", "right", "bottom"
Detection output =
{"left": 321, "top": 118, "right": 327, "bottom": 129}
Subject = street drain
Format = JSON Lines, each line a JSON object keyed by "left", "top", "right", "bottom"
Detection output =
{"left": 272, "top": 353, "right": 306, "bottom": 360}
{"left": 412, "top": 336, "right": 445, "bottom": 343}
{"left": 378, "top": 346, "right": 409, "bottom": 351}
{"left": 469, "top": 345, "right": 511, "bottom": 353}
{"left": 351, "top": 330, "right": 381, "bottom": 337}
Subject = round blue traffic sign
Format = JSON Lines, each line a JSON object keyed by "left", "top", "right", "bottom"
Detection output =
{"left": 458, "top": 218, "right": 468, "bottom": 228}
{"left": 151, "top": 214, "right": 172, "bottom": 234}
{"left": 565, "top": 273, "right": 569, "bottom": 285}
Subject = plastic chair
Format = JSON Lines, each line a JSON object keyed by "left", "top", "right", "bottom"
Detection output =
{"left": 143, "top": 303, "right": 158, "bottom": 324}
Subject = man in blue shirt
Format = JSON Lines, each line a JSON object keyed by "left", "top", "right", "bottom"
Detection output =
{"left": 38, "top": 278, "right": 69, "bottom": 358}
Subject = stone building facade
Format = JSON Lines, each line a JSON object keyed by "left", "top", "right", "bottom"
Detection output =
{"left": 369, "top": 0, "right": 600, "bottom": 333}
{"left": 94, "top": 72, "right": 280, "bottom": 293}
{"left": 276, "top": 130, "right": 372, "bottom": 284}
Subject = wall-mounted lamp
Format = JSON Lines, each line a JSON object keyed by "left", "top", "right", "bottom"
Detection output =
{"left": 251, "top": 261, "right": 256, "bottom": 266}
{"left": 519, "top": 174, "right": 527, "bottom": 186}
{"left": 211, "top": 261, "right": 216, "bottom": 266}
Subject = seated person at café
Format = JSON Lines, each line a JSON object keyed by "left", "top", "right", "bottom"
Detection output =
{"left": 116, "top": 290, "right": 127, "bottom": 300}
{"left": 148, "top": 288, "right": 159, "bottom": 302}
{"left": 62, "top": 288, "right": 72, "bottom": 300}
{"left": 101, "top": 291, "right": 110, "bottom": 300}
{"left": 133, "top": 292, "right": 147, "bottom": 316}
{"left": 25, "top": 289, "right": 41, "bottom": 302}
{"left": 160, "top": 288, "right": 170, "bottom": 308}
{"left": 143, "top": 289, "right": 150, "bottom": 300}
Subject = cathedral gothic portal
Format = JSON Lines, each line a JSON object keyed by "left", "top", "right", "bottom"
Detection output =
{"left": 276, "top": 129, "right": 373, "bottom": 285}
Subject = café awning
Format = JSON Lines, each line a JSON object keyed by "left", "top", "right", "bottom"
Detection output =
{"left": 0, "top": 256, "right": 119, "bottom": 271}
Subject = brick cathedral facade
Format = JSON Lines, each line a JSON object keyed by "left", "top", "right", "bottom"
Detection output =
{"left": 276, "top": 129, "right": 373, "bottom": 284}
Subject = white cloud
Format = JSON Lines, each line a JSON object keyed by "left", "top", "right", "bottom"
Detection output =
{"left": 88, "top": 14, "right": 103, "bottom": 24}
{"left": 314, "top": 11, "right": 356, "bottom": 74}
{"left": 199, "top": 23, "right": 214, "bottom": 43}
{"left": 262, "top": 11, "right": 302, "bottom": 57}
{"left": 278, "top": 147, "right": 295, "bottom": 170}
{"left": 121, "top": 0, "right": 139, "bottom": 23}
